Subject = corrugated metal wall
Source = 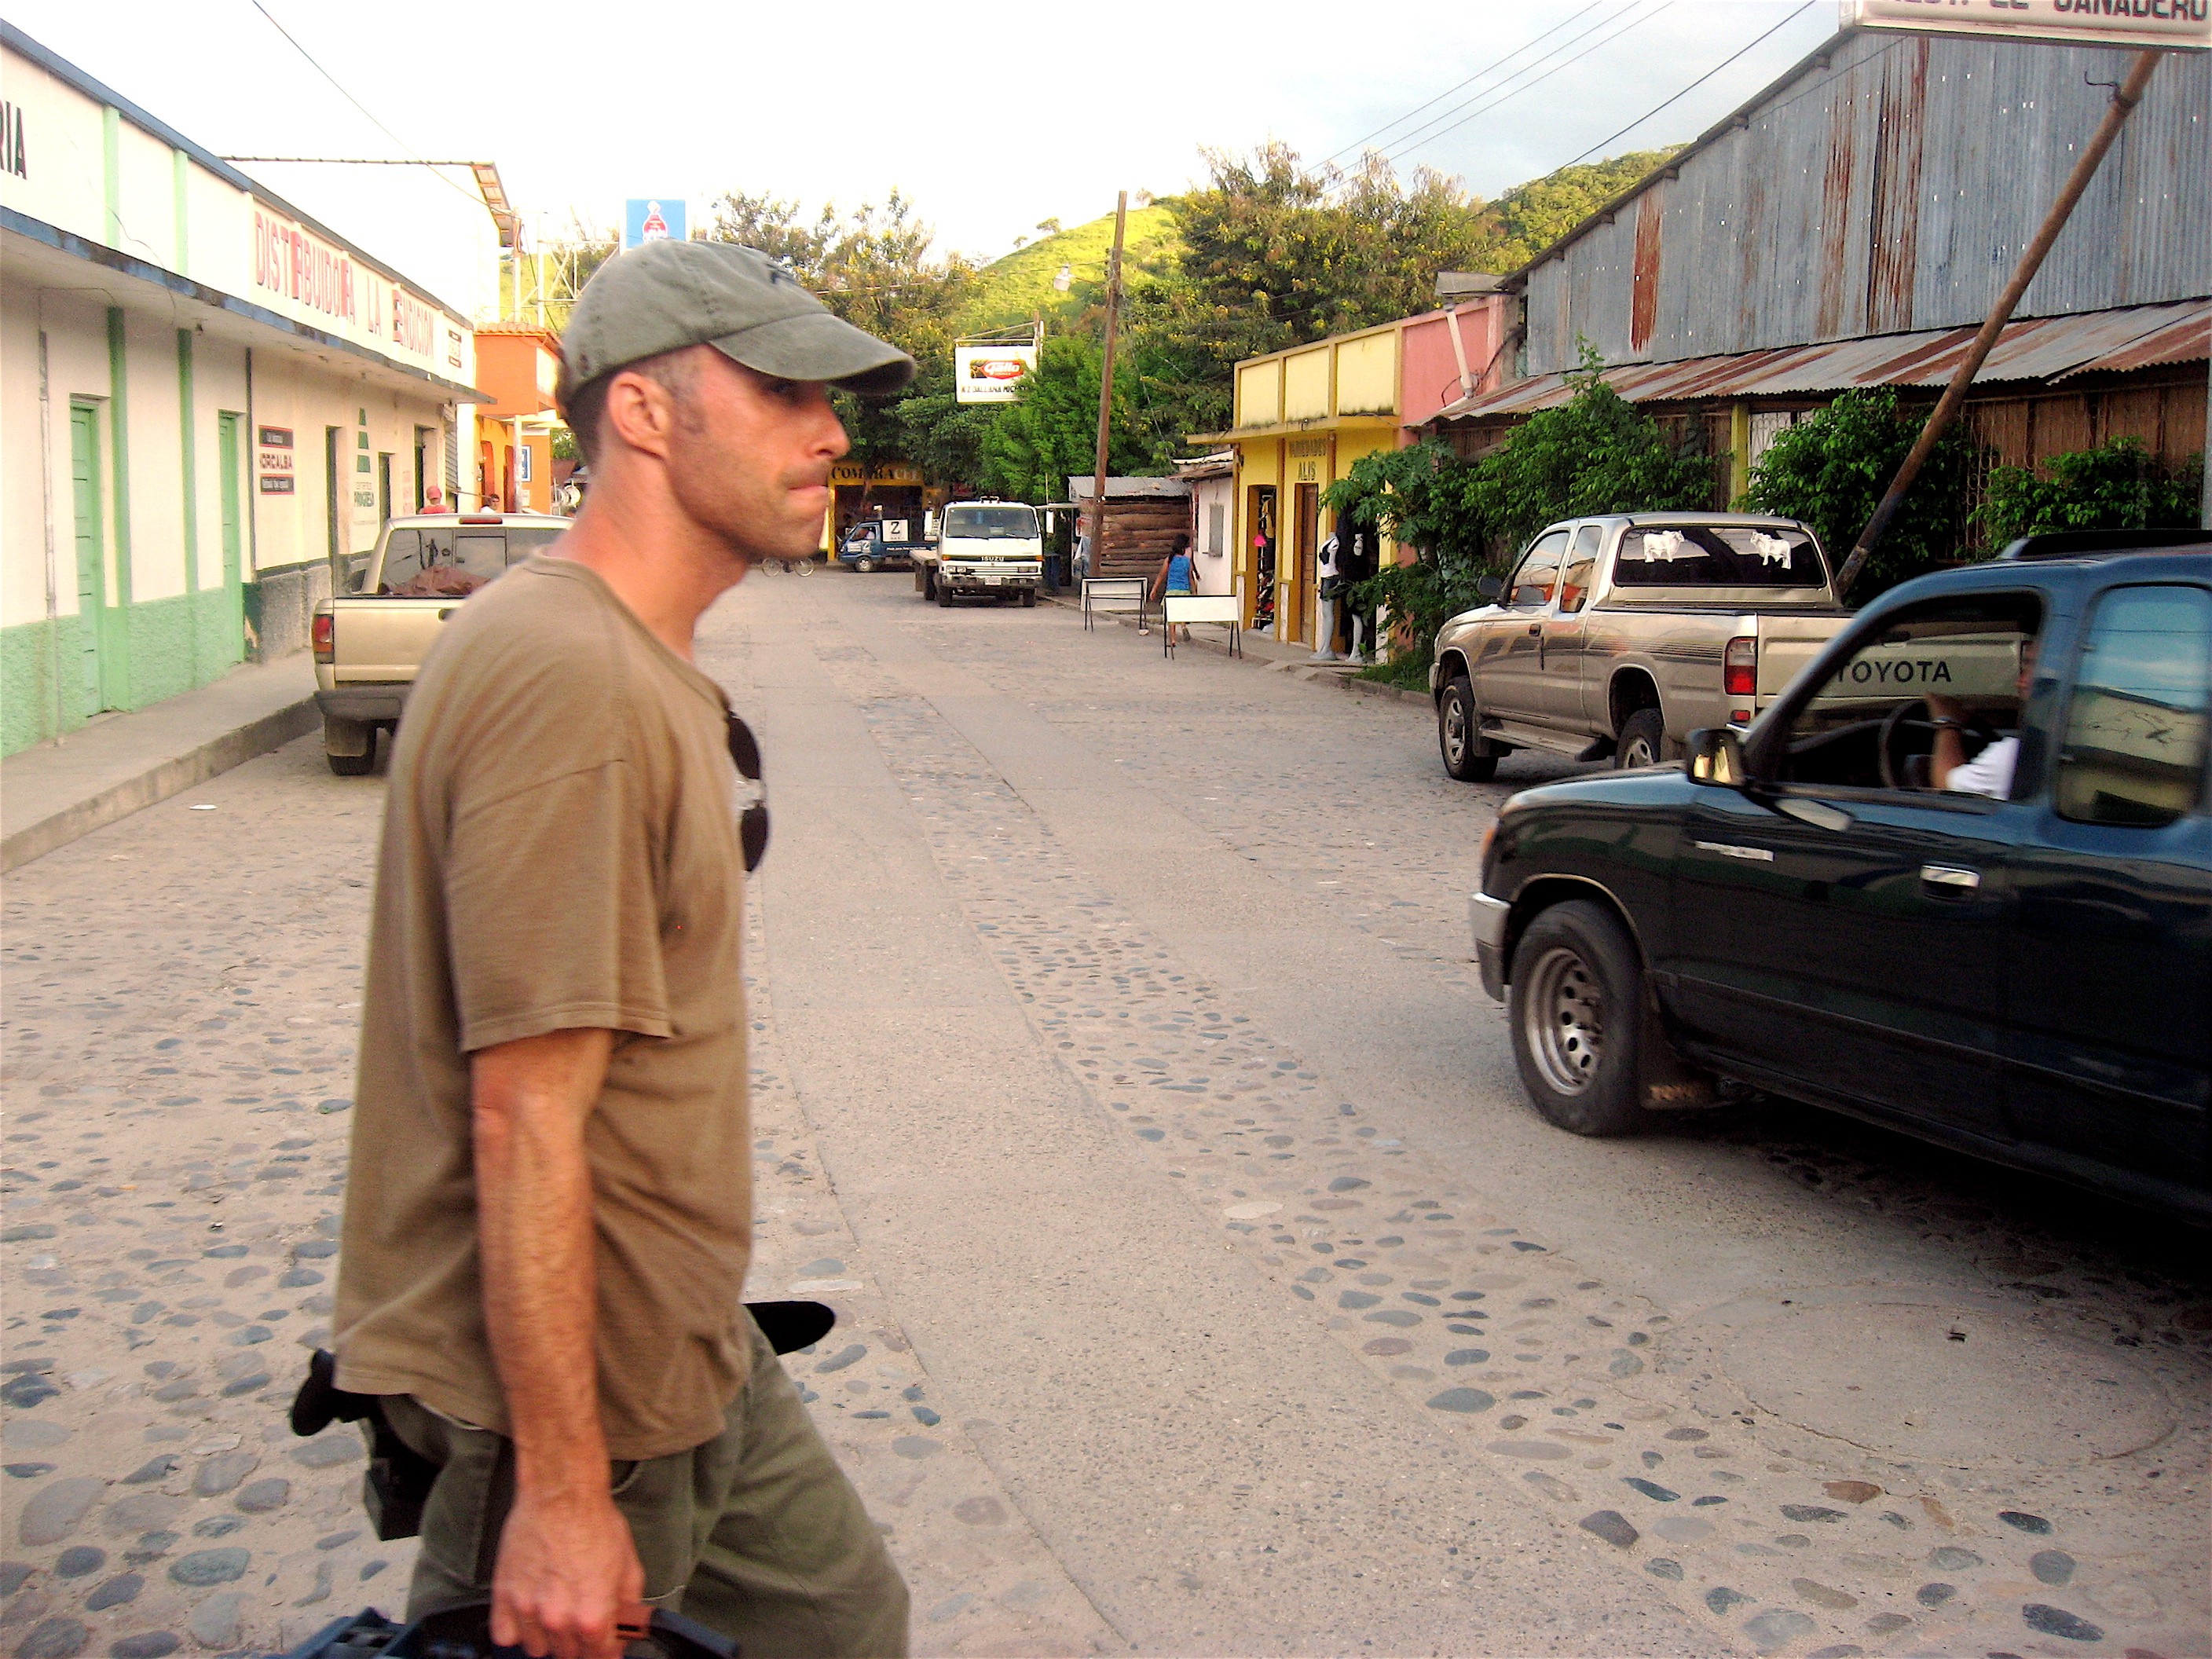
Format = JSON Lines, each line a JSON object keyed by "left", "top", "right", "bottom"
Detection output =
{"left": 1525, "top": 31, "right": 2210, "bottom": 376}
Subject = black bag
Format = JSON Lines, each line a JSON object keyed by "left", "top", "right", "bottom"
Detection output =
{"left": 288, "top": 1302, "right": 836, "bottom": 1542}
{"left": 281, "top": 1601, "right": 736, "bottom": 1659}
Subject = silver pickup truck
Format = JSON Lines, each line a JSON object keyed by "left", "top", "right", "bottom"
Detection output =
{"left": 311, "top": 511, "right": 568, "bottom": 774}
{"left": 1430, "top": 512, "right": 1851, "bottom": 781}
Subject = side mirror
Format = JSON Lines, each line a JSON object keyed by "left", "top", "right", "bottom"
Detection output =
{"left": 1684, "top": 727, "right": 1747, "bottom": 787}
{"left": 1476, "top": 574, "right": 1503, "bottom": 601}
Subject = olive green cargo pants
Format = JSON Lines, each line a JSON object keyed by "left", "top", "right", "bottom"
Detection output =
{"left": 382, "top": 1315, "right": 910, "bottom": 1657}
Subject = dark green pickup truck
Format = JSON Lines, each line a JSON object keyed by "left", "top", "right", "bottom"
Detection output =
{"left": 1468, "top": 530, "right": 2212, "bottom": 1222}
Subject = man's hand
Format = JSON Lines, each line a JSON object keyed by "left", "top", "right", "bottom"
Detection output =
{"left": 491, "top": 1486, "right": 647, "bottom": 1659}
{"left": 472, "top": 1027, "right": 635, "bottom": 1659}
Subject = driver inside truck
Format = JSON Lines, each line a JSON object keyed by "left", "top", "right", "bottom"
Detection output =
{"left": 1927, "top": 637, "right": 2037, "bottom": 800}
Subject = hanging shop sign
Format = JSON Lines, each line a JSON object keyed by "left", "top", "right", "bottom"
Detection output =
{"left": 257, "top": 426, "right": 295, "bottom": 495}
{"left": 954, "top": 342, "right": 1039, "bottom": 404}
{"left": 1845, "top": 0, "right": 2210, "bottom": 51}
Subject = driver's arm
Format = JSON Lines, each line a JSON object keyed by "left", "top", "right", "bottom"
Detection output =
{"left": 1926, "top": 694, "right": 1969, "bottom": 790}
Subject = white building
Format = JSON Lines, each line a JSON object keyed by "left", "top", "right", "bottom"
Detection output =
{"left": 0, "top": 23, "right": 491, "bottom": 755}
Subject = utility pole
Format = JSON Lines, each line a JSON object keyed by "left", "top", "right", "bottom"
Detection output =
{"left": 1088, "top": 192, "right": 1128, "bottom": 573}
{"left": 1834, "top": 49, "right": 2163, "bottom": 596}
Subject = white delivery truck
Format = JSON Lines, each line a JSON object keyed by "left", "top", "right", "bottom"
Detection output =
{"left": 916, "top": 500, "right": 1043, "bottom": 606}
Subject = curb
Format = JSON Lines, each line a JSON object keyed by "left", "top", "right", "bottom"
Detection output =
{"left": 1057, "top": 595, "right": 1433, "bottom": 709}
{"left": 1, "top": 696, "right": 320, "bottom": 873}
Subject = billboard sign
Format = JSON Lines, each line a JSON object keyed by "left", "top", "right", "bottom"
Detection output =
{"left": 954, "top": 342, "right": 1039, "bottom": 404}
{"left": 624, "top": 198, "right": 687, "bottom": 249}
{"left": 1844, "top": 0, "right": 2210, "bottom": 52}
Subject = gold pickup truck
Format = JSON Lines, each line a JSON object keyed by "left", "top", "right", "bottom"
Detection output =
{"left": 311, "top": 512, "right": 569, "bottom": 774}
{"left": 1430, "top": 513, "right": 1853, "bottom": 781}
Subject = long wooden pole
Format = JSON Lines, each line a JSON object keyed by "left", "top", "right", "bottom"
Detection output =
{"left": 1833, "top": 48, "right": 2163, "bottom": 598}
{"left": 1089, "top": 191, "right": 1128, "bottom": 567}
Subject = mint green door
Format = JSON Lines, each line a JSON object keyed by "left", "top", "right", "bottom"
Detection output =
{"left": 218, "top": 412, "right": 246, "bottom": 660}
{"left": 69, "top": 402, "right": 106, "bottom": 717}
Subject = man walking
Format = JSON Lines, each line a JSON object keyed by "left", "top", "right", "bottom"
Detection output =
{"left": 331, "top": 240, "right": 914, "bottom": 1658}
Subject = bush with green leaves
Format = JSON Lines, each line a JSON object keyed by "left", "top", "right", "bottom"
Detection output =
{"left": 1973, "top": 438, "right": 2203, "bottom": 548}
{"left": 1739, "top": 387, "right": 1976, "bottom": 593}
{"left": 1322, "top": 352, "right": 1716, "bottom": 663}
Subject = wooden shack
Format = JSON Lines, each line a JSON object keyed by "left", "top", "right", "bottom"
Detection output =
{"left": 1068, "top": 476, "right": 1194, "bottom": 582}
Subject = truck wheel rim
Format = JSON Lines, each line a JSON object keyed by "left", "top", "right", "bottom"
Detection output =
{"left": 1525, "top": 945, "right": 1603, "bottom": 1096}
{"left": 1621, "top": 732, "right": 1657, "bottom": 767}
{"left": 1444, "top": 698, "right": 1469, "bottom": 765}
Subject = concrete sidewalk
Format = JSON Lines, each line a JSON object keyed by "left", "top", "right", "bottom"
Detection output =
{"left": 2, "top": 653, "right": 320, "bottom": 872}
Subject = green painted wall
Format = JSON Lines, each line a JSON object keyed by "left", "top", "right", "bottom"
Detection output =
{"left": 2, "top": 593, "right": 250, "bottom": 757}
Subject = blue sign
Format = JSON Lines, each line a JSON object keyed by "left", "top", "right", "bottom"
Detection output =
{"left": 623, "top": 198, "right": 687, "bottom": 249}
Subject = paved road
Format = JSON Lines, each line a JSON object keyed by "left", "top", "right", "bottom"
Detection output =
{"left": 2, "top": 567, "right": 2205, "bottom": 1657}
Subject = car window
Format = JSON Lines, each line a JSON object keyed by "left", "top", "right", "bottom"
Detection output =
{"left": 1510, "top": 531, "right": 1569, "bottom": 610}
{"left": 2056, "top": 584, "right": 2212, "bottom": 828}
{"left": 1613, "top": 525, "right": 1825, "bottom": 588}
{"left": 1778, "top": 594, "right": 2042, "bottom": 792}
{"left": 1558, "top": 526, "right": 1602, "bottom": 615}
{"left": 379, "top": 525, "right": 562, "bottom": 594}
{"left": 942, "top": 505, "right": 1038, "bottom": 539}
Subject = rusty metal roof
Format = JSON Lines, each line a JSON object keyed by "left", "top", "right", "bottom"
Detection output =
{"left": 1432, "top": 298, "right": 2209, "bottom": 423}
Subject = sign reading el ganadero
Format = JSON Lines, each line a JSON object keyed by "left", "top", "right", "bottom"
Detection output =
{"left": 1847, "top": 0, "right": 2210, "bottom": 51}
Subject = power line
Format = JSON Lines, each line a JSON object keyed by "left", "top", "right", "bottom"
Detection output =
{"left": 1559, "top": 0, "right": 1818, "bottom": 170}
{"left": 1326, "top": 2, "right": 1606, "bottom": 165}
{"left": 244, "top": 1, "right": 484, "bottom": 211}
{"left": 1386, "top": 2, "right": 1678, "bottom": 165}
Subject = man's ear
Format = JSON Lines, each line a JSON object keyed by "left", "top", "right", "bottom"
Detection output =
{"left": 601, "top": 370, "right": 677, "bottom": 461}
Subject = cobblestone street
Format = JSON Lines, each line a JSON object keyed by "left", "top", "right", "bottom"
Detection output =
{"left": 3, "top": 569, "right": 2207, "bottom": 1656}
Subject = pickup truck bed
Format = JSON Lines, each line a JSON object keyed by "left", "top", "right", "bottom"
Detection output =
{"left": 312, "top": 513, "right": 568, "bottom": 774}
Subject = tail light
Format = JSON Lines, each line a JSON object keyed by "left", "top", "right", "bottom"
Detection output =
{"left": 1723, "top": 635, "right": 1756, "bottom": 698}
{"left": 312, "top": 613, "right": 334, "bottom": 664}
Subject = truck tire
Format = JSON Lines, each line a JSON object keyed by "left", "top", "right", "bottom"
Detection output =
{"left": 324, "top": 716, "right": 375, "bottom": 777}
{"left": 854, "top": 557, "right": 877, "bottom": 574}
{"left": 1507, "top": 899, "right": 1650, "bottom": 1137}
{"left": 1020, "top": 588, "right": 1036, "bottom": 607}
{"left": 937, "top": 577, "right": 953, "bottom": 607}
{"left": 1615, "top": 708, "right": 1666, "bottom": 770}
{"left": 1438, "top": 674, "right": 1499, "bottom": 782}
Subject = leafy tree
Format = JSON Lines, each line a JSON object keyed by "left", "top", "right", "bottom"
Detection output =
{"left": 1973, "top": 438, "right": 2203, "bottom": 547}
{"left": 974, "top": 336, "right": 1155, "bottom": 504}
{"left": 1740, "top": 387, "right": 1977, "bottom": 593}
{"left": 1468, "top": 346, "right": 1718, "bottom": 552}
{"left": 1324, "top": 353, "right": 1716, "bottom": 662}
{"left": 1465, "top": 150, "right": 1679, "bottom": 272}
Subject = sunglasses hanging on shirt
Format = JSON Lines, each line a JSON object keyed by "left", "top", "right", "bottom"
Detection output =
{"left": 726, "top": 714, "right": 771, "bottom": 873}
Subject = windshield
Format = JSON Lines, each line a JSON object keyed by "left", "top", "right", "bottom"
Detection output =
{"left": 379, "top": 525, "right": 564, "bottom": 595}
{"left": 942, "top": 505, "right": 1038, "bottom": 540}
{"left": 1612, "top": 525, "right": 1826, "bottom": 588}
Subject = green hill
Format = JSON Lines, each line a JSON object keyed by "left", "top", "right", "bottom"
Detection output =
{"left": 958, "top": 203, "right": 1182, "bottom": 335}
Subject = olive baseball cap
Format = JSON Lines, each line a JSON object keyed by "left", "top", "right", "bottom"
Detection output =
{"left": 560, "top": 239, "right": 914, "bottom": 399}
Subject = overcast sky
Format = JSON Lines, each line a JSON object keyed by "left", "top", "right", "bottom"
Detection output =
{"left": 13, "top": 0, "right": 1839, "bottom": 304}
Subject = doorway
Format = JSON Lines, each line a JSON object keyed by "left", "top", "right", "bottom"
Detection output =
{"left": 1246, "top": 485, "right": 1276, "bottom": 632}
{"left": 414, "top": 426, "right": 432, "bottom": 511}
{"left": 378, "top": 452, "right": 393, "bottom": 532}
{"left": 324, "top": 427, "right": 343, "bottom": 580}
{"left": 1292, "top": 482, "right": 1320, "bottom": 646}
{"left": 217, "top": 412, "right": 245, "bottom": 662}
{"left": 68, "top": 401, "right": 108, "bottom": 718}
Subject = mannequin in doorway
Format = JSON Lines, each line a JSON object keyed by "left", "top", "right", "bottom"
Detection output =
{"left": 1312, "top": 525, "right": 1344, "bottom": 663}
{"left": 1338, "top": 518, "right": 1377, "bottom": 665}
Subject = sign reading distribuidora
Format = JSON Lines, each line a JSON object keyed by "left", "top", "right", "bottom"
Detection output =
{"left": 1845, "top": 0, "right": 2210, "bottom": 50}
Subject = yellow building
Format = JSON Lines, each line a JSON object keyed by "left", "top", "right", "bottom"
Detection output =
{"left": 1193, "top": 321, "right": 1401, "bottom": 646}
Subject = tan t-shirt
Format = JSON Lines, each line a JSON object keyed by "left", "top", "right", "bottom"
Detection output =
{"left": 333, "top": 555, "right": 752, "bottom": 1459}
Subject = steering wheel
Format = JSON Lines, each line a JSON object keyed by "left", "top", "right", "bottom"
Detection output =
{"left": 1878, "top": 698, "right": 1996, "bottom": 790}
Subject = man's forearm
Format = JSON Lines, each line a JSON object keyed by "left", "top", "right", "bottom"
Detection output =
{"left": 473, "top": 1029, "right": 617, "bottom": 1498}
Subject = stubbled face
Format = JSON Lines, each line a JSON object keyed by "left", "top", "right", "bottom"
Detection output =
{"left": 664, "top": 348, "right": 848, "bottom": 566}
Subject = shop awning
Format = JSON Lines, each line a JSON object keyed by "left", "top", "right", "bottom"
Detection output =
{"left": 1430, "top": 298, "right": 2210, "bottom": 424}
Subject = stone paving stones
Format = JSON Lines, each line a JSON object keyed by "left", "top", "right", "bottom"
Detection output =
{"left": 794, "top": 610, "right": 2212, "bottom": 1659}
